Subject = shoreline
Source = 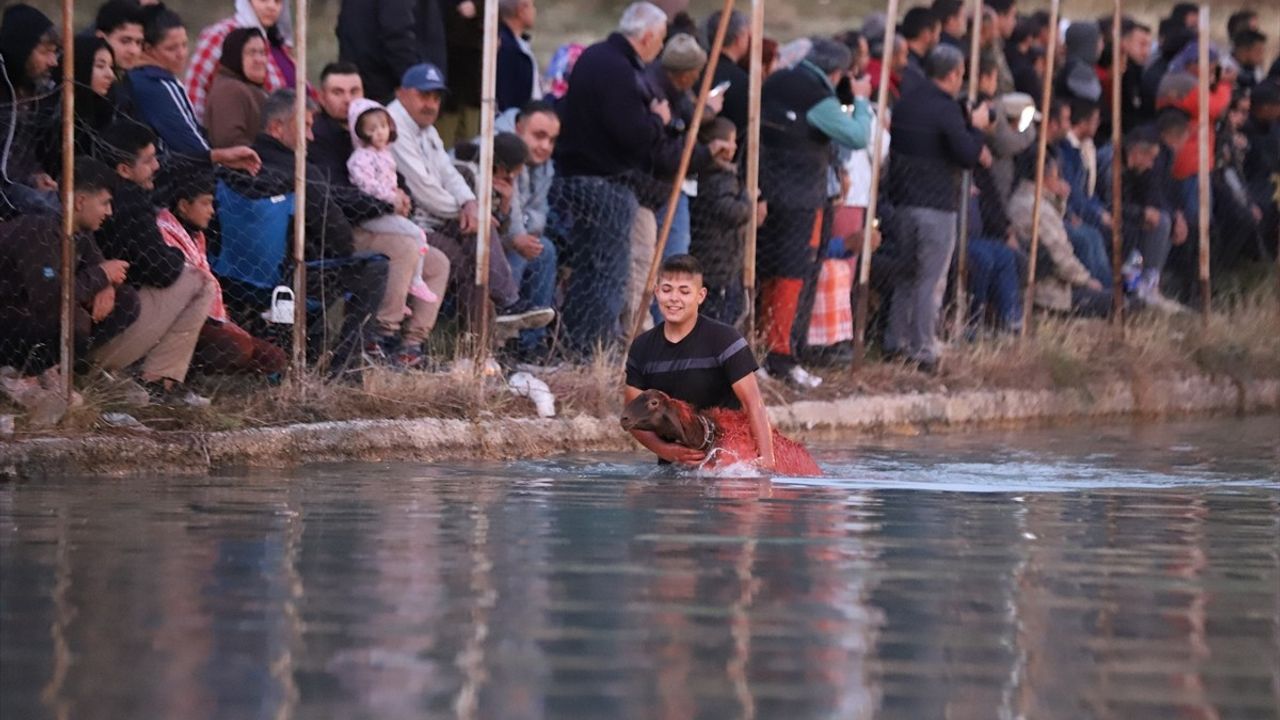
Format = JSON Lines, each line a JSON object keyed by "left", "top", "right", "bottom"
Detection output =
{"left": 2, "top": 373, "right": 1275, "bottom": 478}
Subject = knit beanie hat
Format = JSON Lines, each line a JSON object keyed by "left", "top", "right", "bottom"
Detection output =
{"left": 661, "top": 33, "right": 708, "bottom": 72}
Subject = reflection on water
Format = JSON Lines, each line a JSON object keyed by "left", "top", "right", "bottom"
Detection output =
{"left": 1, "top": 417, "right": 1277, "bottom": 720}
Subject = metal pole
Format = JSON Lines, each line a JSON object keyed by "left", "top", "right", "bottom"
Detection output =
{"left": 1109, "top": 0, "right": 1125, "bottom": 327}
{"left": 743, "top": 0, "right": 764, "bottom": 339}
{"left": 290, "top": 0, "right": 308, "bottom": 384}
{"left": 1196, "top": 5, "right": 1210, "bottom": 322}
{"left": 852, "top": 0, "right": 899, "bottom": 368}
{"left": 952, "top": 0, "right": 983, "bottom": 340}
{"left": 58, "top": 0, "right": 74, "bottom": 403}
{"left": 627, "top": 0, "right": 737, "bottom": 344}
{"left": 1019, "top": 0, "right": 1059, "bottom": 340}
{"left": 474, "top": 0, "right": 500, "bottom": 352}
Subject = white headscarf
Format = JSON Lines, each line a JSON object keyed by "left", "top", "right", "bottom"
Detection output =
{"left": 234, "top": 0, "right": 294, "bottom": 44}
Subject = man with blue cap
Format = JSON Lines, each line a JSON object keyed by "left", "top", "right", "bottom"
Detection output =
{"left": 388, "top": 62, "right": 553, "bottom": 336}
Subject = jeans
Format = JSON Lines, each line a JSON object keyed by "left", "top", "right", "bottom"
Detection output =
{"left": 1066, "top": 221, "right": 1112, "bottom": 288}
{"left": 548, "top": 176, "right": 637, "bottom": 357}
{"left": 650, "top": 193, "right": 692, "bottom": 324}
{"left": 1123, "top": 210, "right": 1172, "bottom": 277}
{"left": 966, "top": 238, "right": 1022, "bottom": 330}
{"left": 885, "top": 206, "right": 956, "bottom": 362}
{"left": 504, "top": 237, "right": 558, "bottom": 353}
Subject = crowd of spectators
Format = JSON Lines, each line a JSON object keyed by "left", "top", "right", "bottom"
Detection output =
{"left": 0, "top": 0, "right": 1277, "bottom": 417}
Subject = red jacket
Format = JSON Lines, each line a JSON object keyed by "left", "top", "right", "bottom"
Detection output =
{"left": 1158, "top": 77, "right": 1231, "bottom": 181}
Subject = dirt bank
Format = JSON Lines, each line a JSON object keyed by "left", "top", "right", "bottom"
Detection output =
{"left": 2, "top": 373, "right": 1275, "bottom": 478}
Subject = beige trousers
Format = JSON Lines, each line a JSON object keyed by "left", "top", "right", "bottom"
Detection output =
{"left": 91, "top": 266, "right": 215, "bottom": 383}
{"left": 352, "top": 228, "right": 450, "bottom": 346}
{"left": 621, "top": 206, "right": 656, "bottom": 329}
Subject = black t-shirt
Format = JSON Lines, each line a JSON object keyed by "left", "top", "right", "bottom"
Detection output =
{"left": 625, "top": 316, "right": 758, "bottom": 411}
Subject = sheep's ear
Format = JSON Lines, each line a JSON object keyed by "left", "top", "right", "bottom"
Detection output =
{"left": 659, "top": 403, "right": 697, "bottom": 448}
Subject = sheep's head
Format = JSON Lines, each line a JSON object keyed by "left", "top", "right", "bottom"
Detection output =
{"left": 620, "top": 389, "right": 705, "bottom": 448}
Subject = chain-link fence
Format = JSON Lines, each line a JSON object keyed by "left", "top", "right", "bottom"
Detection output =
{"left": 3, "top": 0, "right": 1279, "bottom": 434}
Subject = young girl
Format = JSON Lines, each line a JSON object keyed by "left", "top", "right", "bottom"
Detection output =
{"left": 346, "top": 98, "right": 437, "bottom": 303}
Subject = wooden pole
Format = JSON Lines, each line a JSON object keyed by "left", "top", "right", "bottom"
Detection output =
{"left": 475, "top": 0, "right": 500, "bottom": 354}
{"left": 951, "top": 0, "right": 983, "bottom": 340}
{"left": 290, "top": 0, "right": 308, "bottom": 384}
{"left": 852, "top": 0, "right": 900, "bottom": 368}
{"left": 1019, "top": 0, "right": 1059, "bottom": 340}
{"left": 1109, "top": 0, "right": 1125, "bottom": 327}
{"left": 1196, "top": 5, "right": 1210, "bottom": 322}
{"left": 58, "top": 0, "right": 74, "bottom": 403}
{"left": 743, "top": 0, "right": 764, "bottom": 339}
{"left": 627, "top": 0, "right": 737, "bottom": 344}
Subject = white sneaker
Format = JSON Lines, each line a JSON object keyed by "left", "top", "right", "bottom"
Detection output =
{"left": 496, "top": 307, "right": 555, "bottom": 331}
{"left": 1137, "top": 285, "right": 1188, "bottom": 314}
{"left": 785, "top": 365, "right": 824, "bottom": 389}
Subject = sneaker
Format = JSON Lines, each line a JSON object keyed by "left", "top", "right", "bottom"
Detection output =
{"left": 389, "top": 343, "right": 427, "bottom": 369}
{"left": 1136, "top": 285, "right": 1188, "bottom": 314}
{"left": 144, "top": 381, "right": 212, "bottom": 408}
{"left": 785, "top": 365, "right": 824, "bottom": 389}
{"left": 496, "top": 307, "right": 555, "bottom": 332}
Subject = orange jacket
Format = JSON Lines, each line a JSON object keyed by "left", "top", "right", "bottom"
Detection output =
{"left": 1158, "top": 78, "right": 1231, "bottom": 181}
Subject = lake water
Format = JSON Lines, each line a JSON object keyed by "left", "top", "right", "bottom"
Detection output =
{"left": 1, "top": 416, "right": 1277, "bottom": 720}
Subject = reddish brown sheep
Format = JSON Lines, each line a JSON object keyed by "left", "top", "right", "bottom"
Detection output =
{"left": 620, "top": 389, "right": 823, "bottom": 476}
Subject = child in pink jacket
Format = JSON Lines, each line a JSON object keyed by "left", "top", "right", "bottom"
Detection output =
{"left": 347, "top": 98, "right": 437, "bottom": 303}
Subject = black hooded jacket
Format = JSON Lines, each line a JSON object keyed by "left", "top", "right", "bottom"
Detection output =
{"left": 0, "top": 4, "right": 58, "bottom": 189}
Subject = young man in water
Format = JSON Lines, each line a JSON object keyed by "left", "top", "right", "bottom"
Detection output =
{"left": 624, "top": 255, "right": 776, "bottom": 470}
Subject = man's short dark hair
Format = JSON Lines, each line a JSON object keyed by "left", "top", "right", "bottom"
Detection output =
{"left": 1169, "top": 3, "right": 1198, "bottom": 28}
{"left": 98, "top": 120, "right": 156, "bottom": 167}
{"left": 493, "top": 132, "right": 528, "bottom": 170}
{"left": 1156, "top": 107, "right": 1191, "bottom": 136}
{"left": 95, "top": 0, "right": 145, "bottom": 34}
{"left": 1227, "top": 10, "right": 1257, "bottom": 40}
{"left": 901, "top": 7, "right": 940, "bottom": 41}
{"left": 320, "top": 61, "right": 360, "bottom": 85}
{"left": 1069, "top": 98, "right": 1100, "bottom": 125}
{"left": 930, "top": 0, "right": 964, "bottom": 25}
{"left": 1120, "top": 16, "right": 1151, "bottom": 37}
{"left": 138, "top": 3, "right": 183, "bottom": 47}
{"left": 705, "top": 10, "right": 748, "bottom": 48}
{"left": 985, "top": 0, "right": 1015, "bottom": 15}
{"left": 516, "top": 98, "right": 557, "bottom": 124}
{"left": 1124, "top": 125, "right": 1160, "bottom": 151}
{"left": 923, "top": 44, "right": 964, "bottom": 79}
{"left": 1232, "top": 29, "right": 1267, "bottom": 51}
{"left": 659, "top": 254, "right": 704, "bottom": 279}
{"left": 1048, "top": 96, "right": 1069, "bottom": 123}
{"left": 74, "top": 156, "right": 117, "bottom": 194}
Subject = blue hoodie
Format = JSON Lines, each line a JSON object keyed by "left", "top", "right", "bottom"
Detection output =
{"left": 127, "top": 64, "right": 211, "bottom": 161}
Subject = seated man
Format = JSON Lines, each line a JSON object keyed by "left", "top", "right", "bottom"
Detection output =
{"left": 221, "top": 89, "right": 390, "bottom": 374}
{"left": 125, "top": 4, "right": 260, "bottom": 173}
{"left": 310, "top": 62, "right": 452, "bottom": 365}
{"left": 0, "top": 157, "right": 139, "bottom": 398}
{"left": 388, "top": 63, "right": 552, "bottom": 338}
{"left": 92, "top": 121, "right": 216, "bottom": 405}
{"left": 624, "top": 254, "right": 775, "bottom": 470}
{"left": 1008, "top": 153, "right": 1111, "bottom": 318}
{"left": 495, "top": 99, "right": 562, "bottom": 361}
{"left": 1056, "top": 99, "right": 1112, "bottom": 287}
{"left": 0, "top": 4, "right": 62, "bottom": 216}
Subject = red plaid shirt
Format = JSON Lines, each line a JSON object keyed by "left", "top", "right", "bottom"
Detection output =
{"left": 806, "top": 258, "right": 855, "bottom": 347}
{"left": 185, "top": 17, "right": 288, "bottom": 120}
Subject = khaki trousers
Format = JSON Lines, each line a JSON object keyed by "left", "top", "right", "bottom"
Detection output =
{"left": 91, "top": 266, "right": 215, "bottom": 383}
{"left": 621, "top": 207, "right": 656, "bottom": 330}
{"left": 352, "top": 229, "right": 450, "bottom": 346}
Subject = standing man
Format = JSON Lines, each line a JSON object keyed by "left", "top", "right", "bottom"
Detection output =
{"left": 757, "top": 39, "right": 871, "bottom": 389}
{"left": 883, "top": 45, "right": 991, "bottom": 374}
{"left": 439, "top": 0, "right": 484, "bottom": 148}
{"left": 496, "top": 0, "right": 541, "bottom": 112}
{"left": 899, "top": 6, "right": 940, "bottom": 97}
{"left": 705, "top": 9, "right": 751, "bottom": 136}
{"left": 624, "top": 255, "right": 775, "bottom": 471}
{"left": 552, "top": 1, "right": 670, "bottom": 357}
{"left": 336, "top": 0, "right": 446, "bottom": 104}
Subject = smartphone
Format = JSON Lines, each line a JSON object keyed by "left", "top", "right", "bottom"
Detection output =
{"left": 709, "top": 80, "right": 731, "bottom": 98}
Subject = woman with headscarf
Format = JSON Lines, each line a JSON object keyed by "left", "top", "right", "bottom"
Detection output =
{"left": 204, "top": 28, "right": 269, "bottom": 149}
{"left": 185, "top": 0, "right": 301, "bottom": 119}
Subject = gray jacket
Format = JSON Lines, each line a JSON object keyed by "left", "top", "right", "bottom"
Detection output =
{"left": 494, "top": 108, "right": 554, "bottom": 238}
